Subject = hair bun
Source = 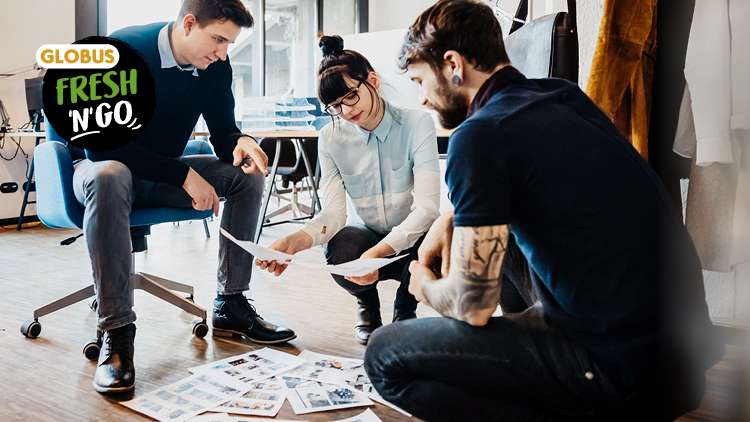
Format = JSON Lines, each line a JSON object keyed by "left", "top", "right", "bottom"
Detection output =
{"left": 319, "top": 35, "right": 344, "bottom": 57}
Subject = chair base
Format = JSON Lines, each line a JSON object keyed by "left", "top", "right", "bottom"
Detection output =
{"left": 21, "top": 271, "right": 208, "bottom": 355}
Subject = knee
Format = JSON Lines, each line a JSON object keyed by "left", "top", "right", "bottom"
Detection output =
{"left": 364, "top": 324, "right": 402, "bottom": 394}
{"left": 85, "top": 161, "right": 132, "bottom": 197}
{"left": 234, "top": 170, "right": 264, "bottom": 195}
{"left": 325, "top": 227, "right": 367, "bottom": 264}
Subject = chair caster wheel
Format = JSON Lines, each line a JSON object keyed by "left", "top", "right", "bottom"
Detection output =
{"left": 20, "top": 319, "right": 41, "bottom": 339}
{"left": 192, "top": 320, "right": 209, "bottom": 338}
{"left": 83, "top": 339, "right": 102, "bottom": 361}
{"left": 89, "top": 298, "right": 98, "bottom": 312}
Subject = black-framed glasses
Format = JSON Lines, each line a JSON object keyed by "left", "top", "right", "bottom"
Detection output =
{"left": 323, "top": 82, "right": 362, "bottom": 116}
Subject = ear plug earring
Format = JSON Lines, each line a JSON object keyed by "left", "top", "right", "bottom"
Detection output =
{"left": 452, "top": 75, "right": 461, "bottom": 86}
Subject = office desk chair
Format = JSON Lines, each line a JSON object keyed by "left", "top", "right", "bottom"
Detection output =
{"left": 255, "top": 137, "right": 321, "bottom": 242}
{"left": 20, "top": 128, "right": 214, "bottom": 360}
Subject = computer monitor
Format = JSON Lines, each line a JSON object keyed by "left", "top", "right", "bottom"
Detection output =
{"left": 25, "top": 76, "right": 44, "bottom": 131}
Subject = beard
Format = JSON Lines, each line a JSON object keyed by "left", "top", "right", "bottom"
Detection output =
{"left": 427, "top": 73, "right": 469, "bottom": 129}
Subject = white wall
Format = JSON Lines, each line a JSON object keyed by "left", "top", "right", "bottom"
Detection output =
{"left": 368, "top": 0, "right": 604, "bottom": 90}
{"left": 0, "top": 0, "right": 75, "bottom": 220}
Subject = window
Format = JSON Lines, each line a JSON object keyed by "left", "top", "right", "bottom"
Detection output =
{"left": 99, "top": 0, "right": 366, "bottom": 119}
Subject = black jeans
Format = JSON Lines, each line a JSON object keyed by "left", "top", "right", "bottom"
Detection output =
{"left": 324, "top": 224, "right": 424, "bottom": 314}
{"left": 363, "top": 234, "right": 694, "bottom": 422}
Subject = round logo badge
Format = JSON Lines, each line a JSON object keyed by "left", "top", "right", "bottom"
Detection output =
{"left": 42, "top": 36, "right": 156, "bottom": 152}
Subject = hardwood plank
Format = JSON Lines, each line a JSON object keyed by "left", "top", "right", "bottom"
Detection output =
{"left": 1, "top": 216, "right": 747, "bottom": 421}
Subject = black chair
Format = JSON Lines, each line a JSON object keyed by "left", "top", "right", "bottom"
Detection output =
{"left": 255, "top": 137, "right": 321, "bottom": 242}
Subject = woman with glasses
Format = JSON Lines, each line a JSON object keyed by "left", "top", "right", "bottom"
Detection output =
{"left": 256, "top": 35, "right": 441, "bottom": 345}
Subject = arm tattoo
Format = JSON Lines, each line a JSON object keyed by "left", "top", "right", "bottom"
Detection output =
{"left": 422, "top": 225, "right": 509, "bottom": 322}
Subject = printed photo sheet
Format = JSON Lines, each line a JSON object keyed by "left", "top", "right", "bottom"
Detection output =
{"left": 121, "top": 372, "right": 248, "bottom": 422}
{"left": 188, "top": 414, "right": 303, "bottom": 422}
{"left": 331, "top": 409, "right": 383, "bottom": 422}
{"left": 280, "top": 376, "right": 373, "bottom": 415}
{"left": 188, "top": 347, "right": 305, "bottom": 385}
{"left": 281, "top": 350, "right": 411, "bottom": 417}
{"left": 211, "top": 377, "right": 286, "bottom": 417}
{"left": 281, "top": 350, "right": 376, "bottom": 395}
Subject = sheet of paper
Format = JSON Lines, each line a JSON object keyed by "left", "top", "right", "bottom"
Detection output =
{"left": 281, "top": 350, "right": 376, "bottom": 395}
{"left": 331, "top": 409, "right": 383, "bottom": 422}
{"left": 188, "top": 347, "right": 305, "bottom": 385}
{"left": 187, "top": 413, "right": 230, "bottom": 422}
{"left": 279, "top": 350, "right": 411, "bottom": 417}
{"left": 221, "top": 228, "right": 410, "bottom": 277}
{"left": 121, "top": 372, "right": 248, "bottom": 422}
{"left": 211, "top": 377, "right": 286, "bottom": 417}
{"left": 281, "top": 376, "right": 374, "bottom": 415}
{"left": 369, "top": 394, "right": 412, "bottom": 417}
{"left": 294, "top": 254, "right": 409, "bottom": 277}
{"left": 220, "top": 228, "right": 294, "bottom": 262}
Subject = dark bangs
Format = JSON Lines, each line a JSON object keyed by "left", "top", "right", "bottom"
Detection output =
{"left": 318, "top": 65, "right": 359, "bottom": 106}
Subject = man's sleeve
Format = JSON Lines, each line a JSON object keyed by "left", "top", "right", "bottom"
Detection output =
{"left": 446, "top": 120, "right": 516, "bottom": 228}
{"left": 202, "top": 60, "right": 245, "bottom": 164}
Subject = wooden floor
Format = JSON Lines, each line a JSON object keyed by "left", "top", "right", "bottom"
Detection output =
{"left": 0, "top": 214, "right": 747, "bottom": 421}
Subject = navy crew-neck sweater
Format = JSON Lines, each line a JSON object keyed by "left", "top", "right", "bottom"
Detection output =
{"left": 84, "top": 22, "right": 245, "bottom": 186}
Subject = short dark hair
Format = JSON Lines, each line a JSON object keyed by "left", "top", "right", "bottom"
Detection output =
{"left": 177, "top": 0, "right": 254, "bottom": 28}
{"left": 397, "top": 0, "right": 509, "bottom": 72}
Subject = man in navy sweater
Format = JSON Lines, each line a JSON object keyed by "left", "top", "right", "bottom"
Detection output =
{"left": 364, "top": 1, "right": 723, "bottom": 420}
{"left": 73, "top": 0, "right": 296, "bottom": 394}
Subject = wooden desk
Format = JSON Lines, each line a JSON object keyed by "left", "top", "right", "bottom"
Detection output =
{"left": 191, "top": 128, "right": 454, "bottom": 138}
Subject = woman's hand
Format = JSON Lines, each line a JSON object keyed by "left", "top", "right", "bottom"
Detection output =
{"left": 255, "top": 230, "right": 313, "bottom": 276}
{"left": 345, "top": 242, "right": 396, "bottom": 286}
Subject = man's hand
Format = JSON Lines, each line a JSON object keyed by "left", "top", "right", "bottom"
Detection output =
{"left": 408, "top": 260, "right": 436, "bottom": 305}
{"left": 255, "top": 230, "right": 313, "bottom": 276}
{"left": 418, "top": 210, "right": 454, "bottom": 277}
{"left": 233, "top": 136, "right": 269, "bottom": 175}
{"left": 182, "top": 167, "right": 220, "bottom": 216}
{"left": 345, "top": 242, "right": 396, "bottom": 286}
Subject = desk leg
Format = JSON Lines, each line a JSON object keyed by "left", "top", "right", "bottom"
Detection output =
{"left": 16, "top": 158, "right": 35, "bottom": 231}
{"left": 254, "top": 140, "right": 281, "bottom": 243}
{"left": 17, "top": 136, "right": 42, "bottom": 231}
{"left": 295, "top": 138, "right": 321, "bottom": 215}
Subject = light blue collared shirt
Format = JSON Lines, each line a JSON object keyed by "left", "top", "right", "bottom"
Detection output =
{"left": 301, "top": 102, "right": 441, "bottom": 253}
{"left": 158, "top": 22, "right": 199, "bottom": 77}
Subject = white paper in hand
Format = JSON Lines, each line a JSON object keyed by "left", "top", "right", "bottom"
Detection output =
{"left": 221, "top": 228, "right": 411, "bottom": 277}
{"left": 220, "top": 228, "right": 293, "bottom": 262}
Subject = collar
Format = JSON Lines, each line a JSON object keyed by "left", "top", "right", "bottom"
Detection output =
{"left": 158, "top": 22, "right": 199, "bottom": 77}
{"left": 466, "top": 66, "right": 524, "bottom": 118}
{"left": 371, "top": 102, "right": 393, "bottom": 143}
{"left": 356, "top": 102, "right": 393, "bottom": 144}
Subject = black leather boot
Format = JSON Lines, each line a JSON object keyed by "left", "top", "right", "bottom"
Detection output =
{"left": 93, "top": 323, "right": 136, "bottom": 394}
{"left": 212, "top": 296, "right": 296, "bottom": 344}
{"left": 393, "top": 282, "right": 418, "bottom": 322}
{"left": 355, "top": 290, "right": 382, "bottom": 345}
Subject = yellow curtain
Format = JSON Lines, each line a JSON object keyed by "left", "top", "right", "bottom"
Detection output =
{"left": 586, "top": 0, "right": 658, "bottom": 161}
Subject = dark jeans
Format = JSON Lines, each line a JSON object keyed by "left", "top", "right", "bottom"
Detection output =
{"left": 324, "top": 225, "right": 424, "bottom": 314}
{"left": 73, "top": 155, "right": 264, "bottom": 331}
{"left": 364, "top": 234, "right": 695, "bottom": 421}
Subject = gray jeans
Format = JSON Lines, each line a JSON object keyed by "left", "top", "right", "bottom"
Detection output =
{"left": 73, "top": 155, "right": 264, "bottom": 331}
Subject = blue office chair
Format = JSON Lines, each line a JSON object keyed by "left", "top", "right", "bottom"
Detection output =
{"left": 20, "top": 124, "right": 214, "bottom": 360}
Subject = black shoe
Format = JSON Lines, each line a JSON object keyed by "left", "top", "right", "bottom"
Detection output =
{"left": 93, "top": 323, "right": 136, "bottom": 394}
{"left": 355, "top": 293, "right": 382, "bottom": 345}
{"left": 393, "top": 309, "right": 417, "bottom": 322}
{"left": 212, "top": 296, "right": 296, "bottom": 344}
{"left": 393, "top": 284, "right": 418, "bottom": 323}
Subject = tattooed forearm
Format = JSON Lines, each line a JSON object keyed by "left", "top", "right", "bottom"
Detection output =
{"left": 421, "top": 225, "right": 509, "bottom": 325}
